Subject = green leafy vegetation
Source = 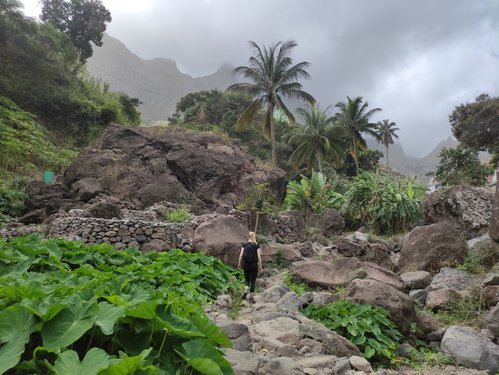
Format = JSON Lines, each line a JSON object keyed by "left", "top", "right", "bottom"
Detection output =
{"left": 164, "top": 207, "right": 191, "bottom": 223}
{"left": 433, "top": 288, "right": 483, "bottom": 327}
{"left": 342, "top": 172, "right": 424, "bottom": 234}
{"left": 0, "top": 235, "right": 239, "bottom": 374}
{"left": 0, "top": 2, "right": 141, "bottom": 148}
{"left": 450, "top": 93, "right": 499, "bottom": 165}
{"left": 436, "top": 146, "right": 494, "bottom": 187}
{"left": 285, "top": 171, "right": 345, "bottom": 219}
{"left": 265, "top": 249, "right": 291, "bottom": 270}
{"left": 0, "top": 97, "right": 77, "bottom": 175}
{"left": 282, "top": 271, "right": 309, "bottom": 296}
{"left": 0, "top": 177, "right": 29, "bottom": 226}
{"left": 303, "top": 300, "right": 403, "bottom": 364}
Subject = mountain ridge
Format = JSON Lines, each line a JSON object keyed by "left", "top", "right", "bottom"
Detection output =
{"left": 86, "top": 33, "right": 236, "bottom": 122}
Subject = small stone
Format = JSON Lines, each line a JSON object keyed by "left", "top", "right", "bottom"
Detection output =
{"left": 483, "top": 273, "right": 499, "bottom": 286}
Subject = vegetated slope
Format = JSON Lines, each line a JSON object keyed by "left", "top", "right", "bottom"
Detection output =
{"left": 86, "top": 33, "right": 236, "bottom": 122}
{"left": 0, "top": 235, "right": 239, "bottom": 374}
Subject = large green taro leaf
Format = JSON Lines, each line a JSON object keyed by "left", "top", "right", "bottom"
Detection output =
{"left": 41, "top": 297, "right": 99, "bottom": 350}
{"left": 0, "top": 304, "right": 36, "bottom": 374}
{"left": 180, "top": 339, "right": 234, "bottom": 375}
{"left": 53, "top": 348, "right": 110, "bottom": 375}
{"left": 95, "top": 302, "right": 125, "bottom": 335}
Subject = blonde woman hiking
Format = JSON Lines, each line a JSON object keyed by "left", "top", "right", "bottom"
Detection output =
{"left": 237, "top": 231, "right": 262, "bottom": 304}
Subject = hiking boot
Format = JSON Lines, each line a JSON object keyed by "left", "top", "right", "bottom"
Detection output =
{"left": 248, "top": 294, "right": 255, "bottom": 304}
{"left": 241, "top": 292, "right": 247, "bottom": 300}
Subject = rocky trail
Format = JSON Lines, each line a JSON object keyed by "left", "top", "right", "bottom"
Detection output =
{"left": 206, "top": 266, "right": 494, "bottom": 375}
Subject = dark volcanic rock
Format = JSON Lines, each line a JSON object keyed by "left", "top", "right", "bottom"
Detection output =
{"left": 24, "top": 124, "right": 286, "bottom": 220}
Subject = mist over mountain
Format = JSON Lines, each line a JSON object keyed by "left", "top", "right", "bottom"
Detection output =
{"left": 86, "top": 34, "right": 235, "bottom": 122}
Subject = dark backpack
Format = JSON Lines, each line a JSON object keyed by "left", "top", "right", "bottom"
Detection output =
{"left": 242, "top": 242, "right": 258, "bottom": 265}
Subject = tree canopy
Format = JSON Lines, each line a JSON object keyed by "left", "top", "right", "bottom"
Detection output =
{"left": 449, "top": 93, "right": 499, "bottom": 165}
{"left": 40, "top": 0, "right": 111, "bottom": 61}
{"left": 375, "top": 119, "right": 399, "bottom": 169}
{"left": 335, "top": 96, "right": 381, "bottom": 175}
{"left": 228, "top": 40, "right": 314, "bottom": 167}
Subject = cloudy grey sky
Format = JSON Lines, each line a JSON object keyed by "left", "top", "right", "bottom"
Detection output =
{"left": 21, "top": 0, "right": 499, "bottom": 157}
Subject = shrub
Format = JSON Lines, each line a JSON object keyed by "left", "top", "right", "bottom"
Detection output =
{"left": 342, "top": 172, "right": 423, "bottom": 234}
{"left": 303, "top": 300, "right": 403, "bottom": 364}
{"left": 165, "top": 207, "right": 191, "bottom": 223}
{"left": 283, "top": 271, "right": 309, "bottom": 296}
{"left": 285, "top": 170, "right": 345, "bottom": 219}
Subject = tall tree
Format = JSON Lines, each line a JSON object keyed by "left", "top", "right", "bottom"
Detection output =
{"left": 335, "top": 96, "right": 381, "bottom": 175}
{"left": 40, "top": 0, "right": 111, "bottom": 62}
{"left": 289, "top": 104, "right": 344, "bottom": 173}
{"left": 375, "top": 119, "right": 399, "bottom": 169}
{"left": 227, "top": 40, "right": 314, "bottom": 167}
{"left": 449, "top": 93, "right": 499, "bottom": 165}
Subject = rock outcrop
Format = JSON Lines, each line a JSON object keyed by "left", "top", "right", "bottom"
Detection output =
{"left": 422, "top": 186, "right": 493, "bottom": 239}
{"left": 22, "top": 124, "right": 287, "bottom": 222}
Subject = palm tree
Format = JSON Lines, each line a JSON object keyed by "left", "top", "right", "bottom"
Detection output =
{"left": 227, "top": 40, "right": 314, "bottom": 167}
{"left": 288, "top": 104, "right": 344, "bottom": 173}
{"left": 375, "top": 119, "right": 400, "bottom": 169}
{"left": 335, "top": 96, "right": 381, "bottom": 175}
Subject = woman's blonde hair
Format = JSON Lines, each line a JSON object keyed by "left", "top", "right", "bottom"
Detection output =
{"left": 247, "top": 231, "right": 256, "bottom": 243}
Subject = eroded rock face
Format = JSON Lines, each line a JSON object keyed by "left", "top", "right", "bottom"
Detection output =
{"left": 398, "top": 222, "right": 468, "bottom": 274}
{"left": 422, "top": 186, "right": 493, "bottom": 240}
{"left": 23, "top": 124, "right": 287, "bottom": 221}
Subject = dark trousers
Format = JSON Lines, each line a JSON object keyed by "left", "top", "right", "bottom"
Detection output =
{"left": 243, "top": 264, "right": 258, "bottom": 292}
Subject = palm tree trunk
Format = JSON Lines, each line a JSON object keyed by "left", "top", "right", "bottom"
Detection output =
{"left": 353, "top": 137, "right": 359, "bottom": 175}
{"left": 317, "top": 154, "right": 322, "bottom": 174}
{"left": 385, "top": 145, "right": 389, "bottom": 169}
{"left": 270, "top": 105, "right": 276, "bottom": 167}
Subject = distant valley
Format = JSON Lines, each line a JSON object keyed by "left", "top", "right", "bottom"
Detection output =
{"left": 86, "top": 34, "right": 462, "bottom": 180}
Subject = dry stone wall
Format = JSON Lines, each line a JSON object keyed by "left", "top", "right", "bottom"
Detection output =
{"left": 47, "top": 216, "right": 184, "bottom": 250}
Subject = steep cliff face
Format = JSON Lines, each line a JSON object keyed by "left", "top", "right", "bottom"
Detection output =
{"left": 86, "top": 34, "right": 235, "bottom": 122}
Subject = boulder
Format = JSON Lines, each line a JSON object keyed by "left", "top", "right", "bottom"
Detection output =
{"left": 409, "top": 289, "right": 428, "bottom": 306}
{"left": 260, "top": 285, "right": 291, "bottom": 303}
{"left": 358, "top": 242, "right": 395, "bottom": 271}
{"left": 217, "top": 321, "right": 252, "bottom": 351}
{"left": 260, "top": 243, "right": 303, "bottom": 263}
{"left": 427, "top": 267, "right": 476, "bottom": 292}
{"left": 291, "top": 258, "right": 367, "bottom": 289}
{"left": 416, "top": 314, "right": 443, "bottom": 339}
{"left": 84, "top": 200, "right": 121, "bottom": 219}
{"left": 426, "top": 288, "right": 459, "bottom": 311}
{"left": 346, "top": 278, "right": 417, "bottom": 334}
{"left": 250, "top": 211, "right": 306, "bottom": 243}
{"left": 481, "top": 286, "right": 499, "bottom": 309}
{"left": 490, "top": 179, "right": 499, "bottom": 242}
{"left": 191, "top": 215, "right": 247, "bottom": 266}
{"left": 298, "top": 316, "right": 361, "bottom": 357}
{"left": 253, "top": 317, "right": 301, "bottom": 345}
{"left": 262, "top": 357, "right": 304, "bottom": 375}
{"left": 401, "top": 271, "right": 432, "bottom": 290}
{"left": 331, "top": 237, "right": 366, "bottom": 257}
{"left": 349, "top": 355, "right": 373, "bottom": 373}
{"left": 398, "top": 222, "right": 468, "bottom": 274}
{"left": 291, "top": 258, "right": 403, "bottom": 291}
{"left": 71, "top": 178, "right": 103, "bottom": 202}
{"left": 441, "top": 326, "right": 499, "bottom": 373}
{"left": 309, "top": 208, "right": 345, "bottom": 237}
{"left": 484, "top": 304, "right": 499, "bottom": 337}
{"left": 422, "top": 185, "right": 493, "bottom": 239}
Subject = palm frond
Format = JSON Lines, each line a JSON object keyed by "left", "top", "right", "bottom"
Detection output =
{"left": 235, "top": 99, "right": 262, "bottom": 131}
